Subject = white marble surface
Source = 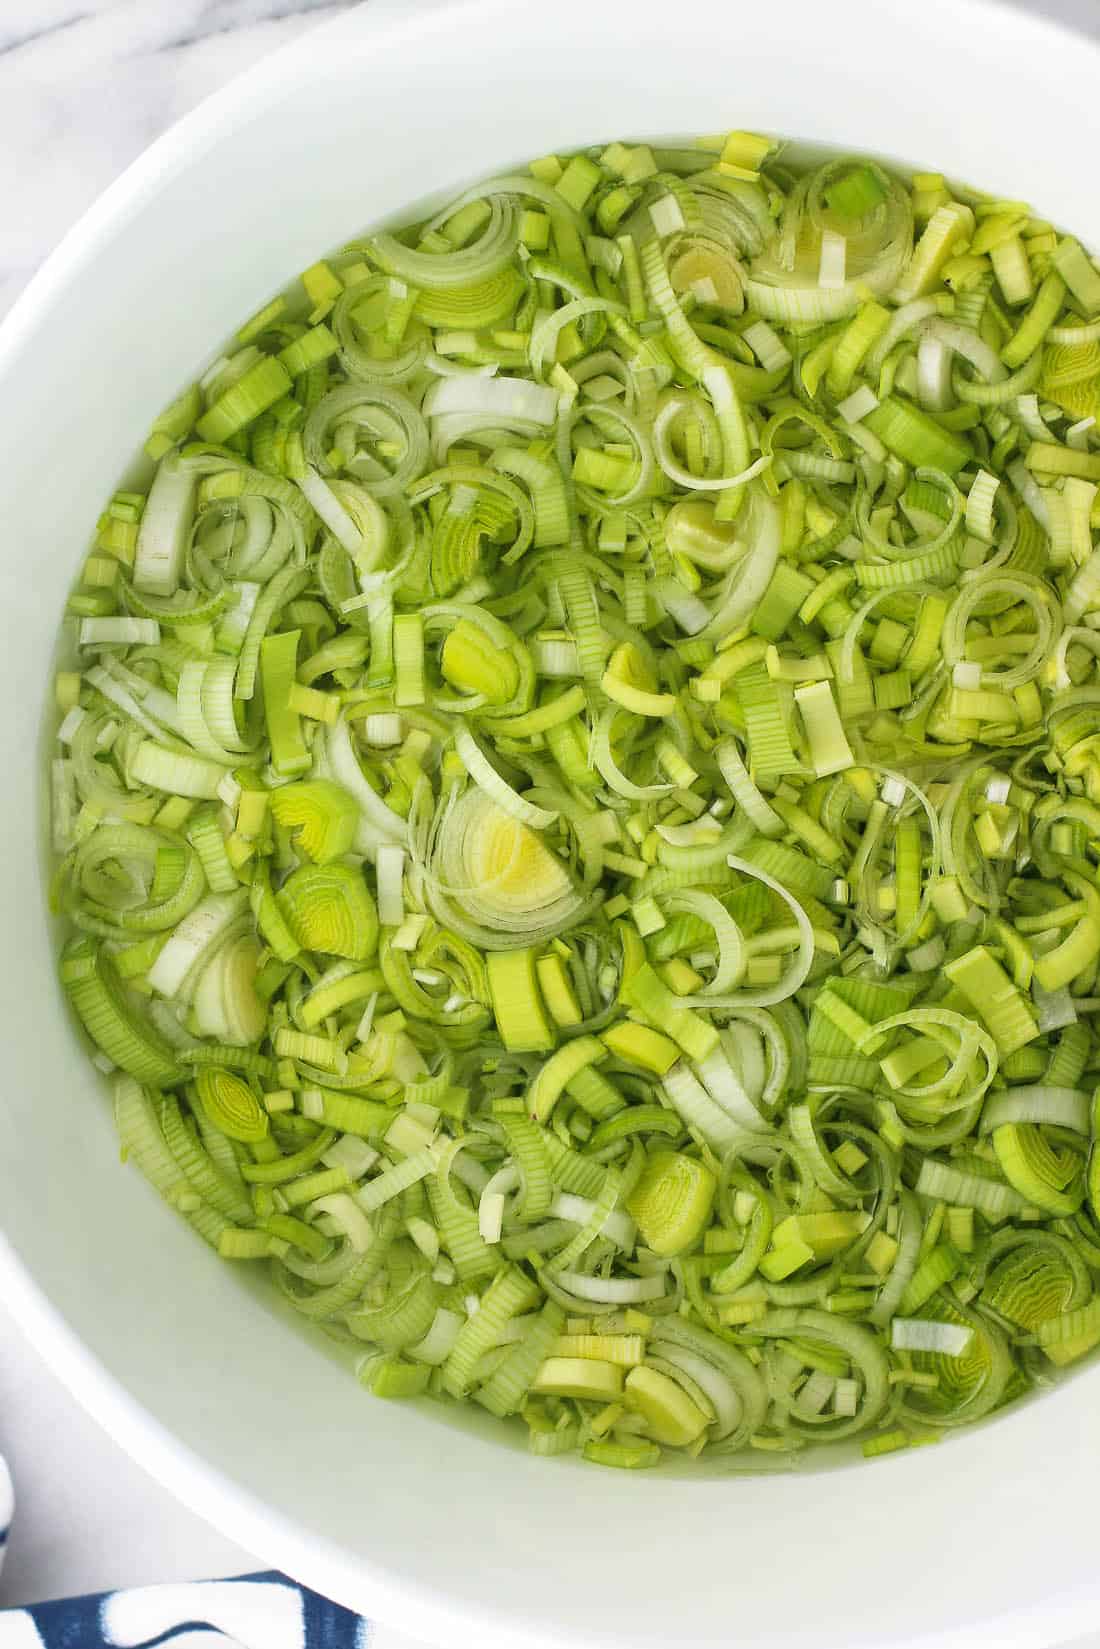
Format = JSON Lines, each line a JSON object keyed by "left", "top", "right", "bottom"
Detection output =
{"left": 0, "top": 0, "right": 360, "bottom": 320}
{"left": 4, "top": 0, "right": 1100, "bottom": 1642}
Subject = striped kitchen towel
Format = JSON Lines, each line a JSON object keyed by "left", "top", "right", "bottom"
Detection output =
{"left": 0, "top": 1573, "right": 372, "bottom": 1649}
{"left": 0, "top": 1454, "right": 431, "bottom": 1649}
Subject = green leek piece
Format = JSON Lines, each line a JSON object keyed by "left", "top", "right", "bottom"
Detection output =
{"left": 735, "top": 663, "right": 799, "bottom": 782}
{"left": 196, "top": 356, "right": 292, "bottom": 444}
{"left": 601, "top": 1021, "right": 681, "bottom": 1075}
{"left": 758, "top": 1240, "right": 814, "bottom": 1281}
{"left": 529, "top": 1035, "right": 606, "bottom": 1123}
{"left": 582, "top": 1436, "right": 662, "bottom": 1469}
{"left": 487, "top": 949, "right": 555, "bottom": 1052}
{"left": 441, "top": 619, "right": 519, "bottom": 704}
{"left": 893, "top": 200, "right": 974, "bottom": 302}
{"left": 195, "top": 1068, "right": 269, "bottom": 1144}
{"left": 626, "top": 1151, "right": 716, "bottom": 1255}
{"left": 535, "top": 953, "right": 583, "bottom": 1027}
{"left": 269, "top": 780, "right": 358, "bottom": 863}
{"left": 364, "top": 1357, "right": 433, "bottom": 1399}
{"left": 862, "top": 395, "right": 972, "bottom": 474}
{"left": 531, "top": 1357, "right": 624, "bottom": 1402}
{"left": 276, "top": 862, "right": 379, "bottom": 961}
{"left": 772, "top": 1211, "right": 869, "bottom": 1261}
{"left": 61, "top": 939, "right": 183, "bottom": 1085}
{"left": 992, "top": 1123, "right": 1085, "bottom": 1216}
{"left": 825, "top": 165, "right": 887, "bottom": 219}
{"left": 1038, "top": 1300, "right": 1100, "bottom": 1366}
{"left": 943, "top": 945, "right": 1039, "bottom": 1055}
{"left": 602, "top": 641, "right": 676, "bottom": 717}
{"left": 751, "top": 563, "right": 816, "bottom": 642}
{"left": 277, "top": 324, "right": 339, "bottom": 377}
{"left": 145, "top": 384, "right": 203, "bottom": 462}
{"left": 260, "top": 630, "right": 310, "bottom": 777}
{"left": 620, "top": 964, "right": 719, "bottom": 1062}
{"left": 624, "top": 1364, "right": 709, "bottom": 1445}
{"left": 1051, "top": 238, "right": 1100, "bottom": 315}
{"left": 443, "top": 1266, "right": 541, "bottom": 1397}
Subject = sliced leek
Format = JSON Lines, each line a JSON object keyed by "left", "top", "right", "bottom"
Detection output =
{"left": 50, "top": 129, "right": 1100, "bottom": 1470}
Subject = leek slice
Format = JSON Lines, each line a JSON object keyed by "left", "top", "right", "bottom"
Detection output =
{"left": 276, "top": 863, "right": 379, "bottom": 961}
{"left": 269, "top": 779, "right": 358, "bottom": 863}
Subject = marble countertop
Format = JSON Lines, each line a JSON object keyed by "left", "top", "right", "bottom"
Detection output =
{"left": 4, "top": 0, "right": 1100, "bottom": 1639}
{"left": 0, "top": 0, "right": 361, "bottom": 320}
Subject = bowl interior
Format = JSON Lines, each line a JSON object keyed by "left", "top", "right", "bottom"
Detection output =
{"left": 5, "top": 3, "right": 1100, "bottom": 1647}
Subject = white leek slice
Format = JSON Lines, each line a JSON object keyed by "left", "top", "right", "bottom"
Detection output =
{"left": 148, "top": 890, "right": 248, "bottom": 1001}
{"left": 133, "top": 460, "right": 196, "bottom": 597}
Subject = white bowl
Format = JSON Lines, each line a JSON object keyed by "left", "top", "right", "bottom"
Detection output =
{"left": 3, "top": 2, "right": 1100, "bottom": 1645}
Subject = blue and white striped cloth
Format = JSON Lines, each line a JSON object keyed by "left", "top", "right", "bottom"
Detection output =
{"left": 0, "top": 1453, "right": 424, "bottom": 1649}
{"left": 0, "top": 1573, "right": 370, "bottom": 1649}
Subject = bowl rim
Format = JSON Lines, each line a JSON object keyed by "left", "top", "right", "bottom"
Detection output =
{"left": 5, "top": 3, "right": 1100, "bottom": 1646}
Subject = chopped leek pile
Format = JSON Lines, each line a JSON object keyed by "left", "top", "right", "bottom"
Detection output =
{"left": 50, "top": 129, "right": 1100, "bottom": 1469}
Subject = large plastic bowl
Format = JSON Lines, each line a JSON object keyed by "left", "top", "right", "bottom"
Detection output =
{"left": 3, "top": 2, "right": 1100, "bottom": 1645}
